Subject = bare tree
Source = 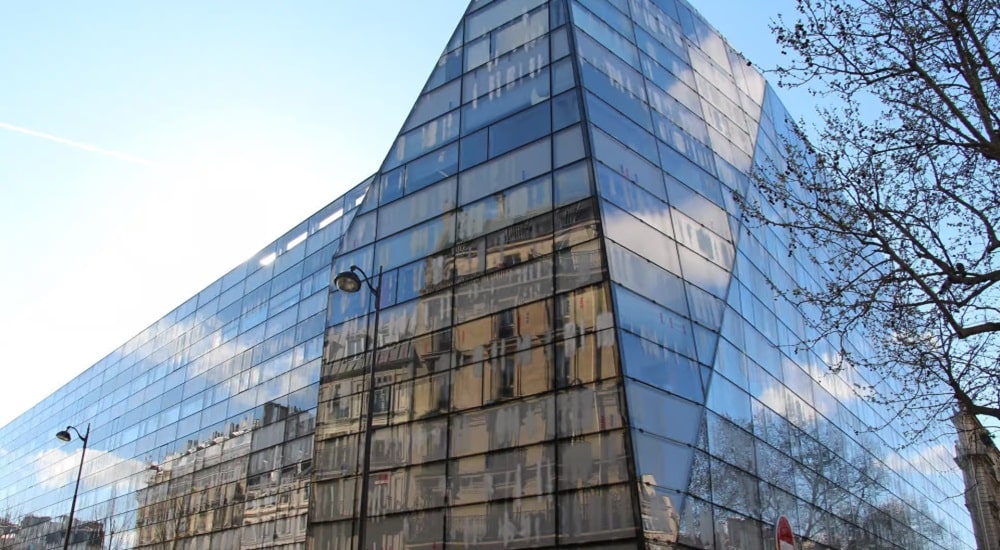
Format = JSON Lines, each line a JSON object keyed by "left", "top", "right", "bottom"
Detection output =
{"left": 0, "top": 506, "right": 20, "bottom": 550}
{"left": 744, "top": 0, "right": 1000, "bottom": 437}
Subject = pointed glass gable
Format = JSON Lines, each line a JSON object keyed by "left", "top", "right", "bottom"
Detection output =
{"left": 315, "top": 0, "right": 975, "bottom": 549}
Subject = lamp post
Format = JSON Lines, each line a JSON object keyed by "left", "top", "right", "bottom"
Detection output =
{"left": 333, "top": 264, "right": 382, "bottom": 550}
{"left": 55, "top": 423, "right": 90, "bottom": 550}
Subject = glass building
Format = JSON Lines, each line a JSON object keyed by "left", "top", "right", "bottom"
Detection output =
{"left": 0, "top": 0, "right": 979, "bottom": 549}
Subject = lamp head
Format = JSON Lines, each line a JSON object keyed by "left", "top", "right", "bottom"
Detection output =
{"left": 334, "top": 270, "right": 363, "bottom": 293}
{"left": 56, "top": 429, "right": 72, "bottom": 442}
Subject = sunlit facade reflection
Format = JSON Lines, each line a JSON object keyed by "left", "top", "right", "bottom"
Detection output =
{"left": 0, "top": 0, "right": 980, "bottom": 549}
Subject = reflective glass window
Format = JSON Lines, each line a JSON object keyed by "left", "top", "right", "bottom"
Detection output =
{"left": 571, "top": 1, "right": 639, "bottom": 67}
{"left": 556, "top": 328, "right": 618, "bottom": 387}
{"left": 466, "top": 0, "right": 547, "bottom": 40}
{"left": 619, "top": 332, "right": 705, "bottom": 403}
{"left": 374, "top": 214, "right": 455, "bottom": 271}
{"left": 556, "top": 239, "right": 604, "bottom": 292}
{"left": 376, "top": 177, "right": 457, "bottom": 239}
{"left": 386, "top": 111, "right": 460, "bottom": 170}
{"left": 493, "top": 4, "right": 549, "bottom": 55}
{"left": 613, "top": 285, "right": 697, "bottom": 359}
{"left": 597, "top": 162, "right": 670, "bottom": 228}
{"left": 603, "top": 201, "right": 680, "bottom": 275}
{"left": 581, "top": 60, "right": 652, "bottom": 130}
{"left": 450, "top": 394, "right": 554, "bottom": 457}
{"left": 425, "top": 47, "right": 464, "bottom": 91}
{"left": 459, "top": 128, "right": 488, "bottom": 170}
{"left": 553, "top": 124, "right": 586, "bottom": 168}
{"left": 592, "top": 128, "right": 664, "bottom": 200}
{"left": 403, "top": 78, "right": 461, "bottom": 132}
{"left": 488, "top": 100, "right": 551, "bottom": 157}
{"left": 559, "top": 484, "right": 636, "bottom": 543}
{"left": 628, "top": 377, "right": 703, "bottom": 444}
{"left": 458, "top": 137, "right": 552, "bottom": 205}
{"left": 607, "top": 239, "right": 687, "bottom": 314}
{"left": 447, "top": 496, "right": 556, "bottom": 548}
{"left": 463, "top": 36, "right": 549, "bottom": 103}
{"left": 448, "top": 443, "right": 554, "bottom": 505}
{"left": 458, "top": 174, "right": 552, "bottom": 241}
{"left": 547, "top": 162, "right": 588, "bottom": 210}
{"left": 557, "top": 380, "right": 623, "bottom": 437}
{"left": 558, "top": 430, "right": 629, "bottom": 489}
{"left": 462, "top": 67, "right": 551, "bottom": 133}
{"left": 586, "top": 92, "right": 658, "bottom": 163}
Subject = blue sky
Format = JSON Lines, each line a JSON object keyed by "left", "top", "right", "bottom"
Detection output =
{"left": 0, "top": 1, "right": 798, "bottom": 428}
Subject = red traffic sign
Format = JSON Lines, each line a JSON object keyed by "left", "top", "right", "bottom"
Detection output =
{"left": 776, "top": 516, "right": 795, "bottom": 550}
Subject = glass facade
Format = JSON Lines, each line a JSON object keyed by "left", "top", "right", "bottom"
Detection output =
{"left": 0, "top": 0, "right": 979, "bottom": 549}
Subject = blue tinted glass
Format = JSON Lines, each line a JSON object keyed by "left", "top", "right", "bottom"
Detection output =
{"left": 580, "top": 61, "right": 653, "bottom": 131}
{"left": 585, "top": 92, "right": 658, "bottom": 163}
{"left": 379, "top": 167, "right": 405, "bottom": 205}
{"left": 489, "top": 100, "right": 552, "bottom": 157}
{"left": 613, "top": 284, "right": 696, "bottom": 359}
{"left": 460, "top": 129, "right": 489, "bottom": 170}
{"left": 628, "top": 381, "right": 703, "bottom": 444}
{"left": 620, "top": 330, "right": 704, "bottom": 402}
{"left": 633, "top": 432, "right": 695, "bottom": 492}
{"left": 571, "top": 1, "right": 639, "bottom": 68}
{"left": 407, "top": 141, "right": 459, "bottom": 193}
{"left": 462, "top": 68, "right": 551, "bottom": 133}
{"left": 552, "top": 90, "right": 581, "bottom": 130}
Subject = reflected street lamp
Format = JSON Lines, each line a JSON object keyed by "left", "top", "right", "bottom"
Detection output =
{"left": 333, "top": 264, "right": 382, "bottom": 550}
{"left": 55, "top": 423, "right": 90, "bottom": 550}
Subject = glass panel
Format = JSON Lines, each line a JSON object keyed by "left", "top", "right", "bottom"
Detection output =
{"left": 592, "top": 128, "right": 665, "bottom": 200}
{"left": 558, "top": 430, "right": 629, "bottom": 489}
{"left": 619, "top": 330, "right": 705, "bottom": 403}
{"left": 488, "top": 101, "right": 552, "bottom": 157}
{"left": 628, "top": 381, "right": 703, "bottom": 445}
{"left": 365, "top": 463, "right": 446, "bottom": 515}
{"left": 448, "top": 443, "right": 555, "bottom": 505}
{"left": 466, "top": 0, "right": 548, "bottom": 40}
{"left": 364, "top": 510, "right": 444, "bottom": 549}
{"left": 607, "top": 240, "right": 687, "bottom": 314}
{"left": 386, "top": 110, "right": 460, "bottom": 170}
{"left": 450, "top": 394, "right": 555, "bottom": 457}
{"left": 633, "top": 432, "right": 696, "bottom": 493}
{"left": 556, "top": 380, "right": 624, "bottom": 437}
{"left": 603, "top": 201, "right": 680, "bottom": 276}
{"left": 556, "top": 328, "right": 618, "bottom": 387}
{"left": 447, "top": 495, "right": 556, "bottom": 548}
{"left": 559, "top": 484, "right": 636, "bottom": 543}
{"left": 403, "top": 78, "right": 461, "bottom": 132}
{"left": 463, "top": 35, "right": 550, "bottom": 103}
{"left": 555, "top": 239, "right": 605, "bottom": 292}
{"left": 462, "top": 67, "right": 551, "bottom": 133}
{"left": 374, "top": 214, "right": 456, "bottom": 271}
{"left": 459, "top": 138, "right": 552, "bottom": 205}
{"left": 376, "top": 177, "right": 457, "bottom": 239}
{"left": 571, "top": 2, "right": 639, "bottom": 67}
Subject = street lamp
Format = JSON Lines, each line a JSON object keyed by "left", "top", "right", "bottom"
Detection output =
{"left": 55, "top": 423, "right": 90, "bottom": 550}
{"left": 333, "top": 264, "right": 382, "bottom": 550}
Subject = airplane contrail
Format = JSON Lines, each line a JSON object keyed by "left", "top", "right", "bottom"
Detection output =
{"left": 0, "top": 121, "right": 159, "bottom": 167}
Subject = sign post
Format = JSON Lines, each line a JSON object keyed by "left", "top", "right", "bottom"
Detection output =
{"left": 776, "top": 516, "right": 795, "bottom": 550}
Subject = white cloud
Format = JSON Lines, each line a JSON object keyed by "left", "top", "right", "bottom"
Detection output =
{"left": 33, "top": 446, "right": 150, "bottom": 494}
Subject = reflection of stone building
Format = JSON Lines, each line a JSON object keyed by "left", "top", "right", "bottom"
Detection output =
{"left": 135, "top": 403, "right": 312, "bottom": 549}
{"left": 954, "top": 408, "right": 1000, "bottom": 550}
{"left": 6, "top": 516, "right": 103, "bottom": 550}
